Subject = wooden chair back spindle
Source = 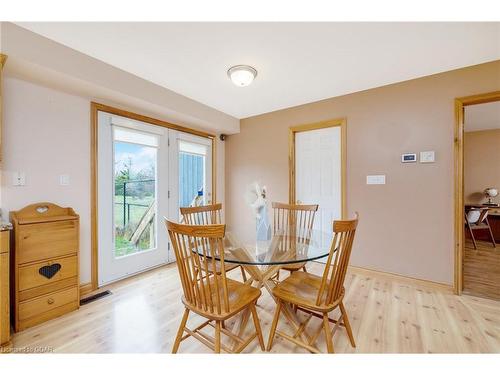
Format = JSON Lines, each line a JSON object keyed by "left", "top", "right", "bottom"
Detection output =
{"left": 166, "top": 221, "right": 229, "bottom": 315}
{"left": 271, "top": 202, "right": 318, "bottom": 251}
{"left": 316, "top": 214, "right": 359, "bottom": 306}
{"left": 180, "top": 203, "right": 222, "bottom": 225}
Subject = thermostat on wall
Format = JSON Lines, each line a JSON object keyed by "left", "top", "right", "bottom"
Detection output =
{"left": 420, "top": 151, "right": 435, "bottom": 163}
{"left": 401, "top": 153, "right": 417, "bottom": 163}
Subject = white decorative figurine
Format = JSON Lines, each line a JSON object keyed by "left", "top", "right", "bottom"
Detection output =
{"left": 245, "top": 182, "right": 271, "bottom": 241}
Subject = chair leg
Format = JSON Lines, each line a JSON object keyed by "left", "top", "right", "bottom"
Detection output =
{"left": 240, "top": 266, "right": 247, "bottom": 282}
{"left": 468, "top": 225, "right": 478, "bottom": 250}
{"left": 172, "top": 308, "right": 190, "bottom": 353}
{"left": 487, "top": 220, "right": 496, "bottom": 248}
{"left": 323, "top": 313, "right": 334, "bottom": 353}
{"left": 302, "top": 265, "right": 307, "bottom": 272}
{"left": 250, "top": 304, "right": 265, "bottom": 351}
{"left": 266, "top": 300, "right": 282, "bottom": 351}
{"left": 215, "top": 321, "right": 222, "bottom": 353}
{"left": 339, "top": 302, "right": 356, "bottom": 348}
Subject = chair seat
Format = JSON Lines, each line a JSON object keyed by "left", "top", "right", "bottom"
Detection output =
{"left": 470, "top": 223, "right": 490, "bottom": 230}
{"left": 182, "top": 278, "right": 261, "bottom": 319}
{"left": 281, "top": 261, "right": 306, "bottom": 271}
{"left": 272, "top": 271, "right": 342, "bottom": 313}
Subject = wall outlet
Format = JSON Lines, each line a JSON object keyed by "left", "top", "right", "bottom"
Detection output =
{"left": 12, "top": 171, "right": 26, "bottom": 186}
{"left": 59, "top": 174, "right": 70, "bottom": 186}
{"left": 420, "top": 151, "right": 435, "bottom": 163}
{"left": 366, "top": 175, "right": 386, "bottom": 185}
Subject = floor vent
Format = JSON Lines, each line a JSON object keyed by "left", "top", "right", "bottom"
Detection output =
{"left": 80, "top": 290, "right": 112, "bottom": 305}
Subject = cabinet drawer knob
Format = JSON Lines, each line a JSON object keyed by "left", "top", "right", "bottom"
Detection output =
{"left": 47, "top": 298, "right": 55, "bottom": 305}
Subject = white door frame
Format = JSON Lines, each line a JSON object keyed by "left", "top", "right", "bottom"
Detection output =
{"left": 90, "top": 102, "right": 216, "bottom": 292}
{"left": 168, "top": 130, "right": 214, "bottom": 222}
{"left": 97, "top": 112, "right": 170, "bottom": 286}
{"left": 289, "top": 118, "right": 347, "bottom": 219}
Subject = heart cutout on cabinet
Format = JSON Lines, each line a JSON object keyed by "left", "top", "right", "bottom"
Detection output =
{"left": 39, "top": 263, "right": 62, "bottom": 279}
{"left": 36, "top": 205, "right": 49, "bottom": 214}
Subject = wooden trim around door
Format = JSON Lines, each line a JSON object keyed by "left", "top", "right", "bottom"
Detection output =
{"left": 454, "top": 91, "right": 500, "bottom": 295}
{"left": 0, "top": 54, "right": 7, "bottom": 163}
{"left": 90, "top": 102, "right": 217, "bottom": 292}
{"left": 289, "top": 118, "right": 347, "bottom": 219}
{"left": 0, "top": 54, "right": 7, "bottom": 69}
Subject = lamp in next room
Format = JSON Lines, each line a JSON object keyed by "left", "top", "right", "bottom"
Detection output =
{"left": 484, "top": 187, "right": 499, "bottom": 206}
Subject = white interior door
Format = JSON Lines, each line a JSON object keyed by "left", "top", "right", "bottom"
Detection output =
{"left": 295, "top": 126, "right": 343, "bottom": 260}
{"left": 97, "top": 111, "right": 170, "bottom": 286}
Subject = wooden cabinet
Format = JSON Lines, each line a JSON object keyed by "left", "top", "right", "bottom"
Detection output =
{"left": 0, "top": 230, "right": 11, "bottom": 346}
{"left": 10, "top": 203, "right": 80, "bottom": 332}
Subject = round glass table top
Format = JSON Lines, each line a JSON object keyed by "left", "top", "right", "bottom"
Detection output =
{"left": 194, "top": 228, "right": 334, "bottom": 266}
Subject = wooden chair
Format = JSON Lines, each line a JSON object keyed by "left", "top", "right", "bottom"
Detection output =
{"left": 465, "top": 207, "right": 496, "bottom": 249}
{"left": 180, "top": 204, "right": 247, "bottom": 281}
{"left": 166, "top": 220, "right": 265, "bottom": 353}
{"left": 272, "top": 202, "right": 318, "bottom": 278}
{"left": 267, "top": 213, "right": 359, "bottom": 353}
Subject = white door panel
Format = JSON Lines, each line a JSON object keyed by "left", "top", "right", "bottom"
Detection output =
{"left": 97, "top": 111, "right": 214, "bottom": 286}
{"left": 97, "top": 112, "right": 170, "bottom": 286}
{"left": 296, "top": 126, "right": 343, "bottom": 262}
{"left": 168, "top": 131, "right": 213, "bottom": 223}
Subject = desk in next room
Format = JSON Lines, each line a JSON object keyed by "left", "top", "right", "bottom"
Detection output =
{"left": 465, "top": 204, "right": 500, "bottom": 242}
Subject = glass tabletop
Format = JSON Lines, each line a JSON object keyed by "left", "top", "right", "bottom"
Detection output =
{"left": 194, "top": 228, "right": 334, "bottom": 266}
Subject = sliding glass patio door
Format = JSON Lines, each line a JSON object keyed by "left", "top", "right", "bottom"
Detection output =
{"left": 97, "top": 111, "right": 213, "bottom": 286}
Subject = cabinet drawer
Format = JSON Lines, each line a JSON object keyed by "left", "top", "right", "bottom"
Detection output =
{"left": 18, "top": 220, "right": 78, "bottom": 264}
{"left": 19, "top": 256, "right": 78, "bottom": 292}
{"left": 18, "top": 287, "right": 78, "bottom": 321}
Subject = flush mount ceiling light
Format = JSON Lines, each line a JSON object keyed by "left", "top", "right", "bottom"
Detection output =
{"left": 227, "top": 65, "right": 257, "bottom": 87}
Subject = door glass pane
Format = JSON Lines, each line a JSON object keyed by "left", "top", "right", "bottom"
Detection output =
{"left": 114, "top": 128, "right": 157, "bottom": 258}
{"left": 179, "top": 140, "right": 206, "bottom": 209}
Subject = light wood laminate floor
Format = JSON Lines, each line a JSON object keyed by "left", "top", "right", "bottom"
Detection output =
{"left": 464, "top": 239, "right": 500, "bottom": 300}
{"left": 9, "top": 262, "right": 500, "bottom": 353}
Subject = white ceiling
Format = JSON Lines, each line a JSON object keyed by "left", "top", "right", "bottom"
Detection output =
{"left": 465, "top": 101, "right": 500, "bottom": 132}
{"left": 16, "top": 22, "right": 500, "bottom": 119}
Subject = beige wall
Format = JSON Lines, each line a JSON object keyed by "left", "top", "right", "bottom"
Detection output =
{"left": 2, "top": 77, "right": 226, "bottom": 284}
{"left": 465, "top": 129, "right": 500, "bottom": 204}
{"left": 225, "top": 60, "right": 500, "bottom": 285}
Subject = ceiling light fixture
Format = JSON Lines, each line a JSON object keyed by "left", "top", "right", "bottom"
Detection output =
{"left": 227, "top": 65, "right": 257, "bottom": 87}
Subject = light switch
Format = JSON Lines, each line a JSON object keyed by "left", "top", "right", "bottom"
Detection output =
{"left": 12, "top": 172, "right": 26, "bottom": 186}
{"left": 420, "top": 151, "right": 435, "bottom": 163}
{"left": 59, "top": 174, "right": 70, "bottom": 186}
{"left": 367, "top": 175, "right": 386, "bottom": 185}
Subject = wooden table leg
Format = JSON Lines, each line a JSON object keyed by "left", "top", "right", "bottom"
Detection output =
{"left": 230, "top": 264, "right": 281, "bottom": 350}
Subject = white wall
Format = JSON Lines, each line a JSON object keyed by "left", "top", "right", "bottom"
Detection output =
{"left": 2, "top": 77, "right": 226, "bottom": 284}
{"left": 1, "top": 22, "right": 240, "bottom": 135}
{"left": 2, "top": 78, "right": 92, "bottom": 281}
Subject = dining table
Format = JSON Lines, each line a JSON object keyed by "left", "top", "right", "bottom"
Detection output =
{"left": 193, "top": 226, "right": 335, "bottom": 350}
